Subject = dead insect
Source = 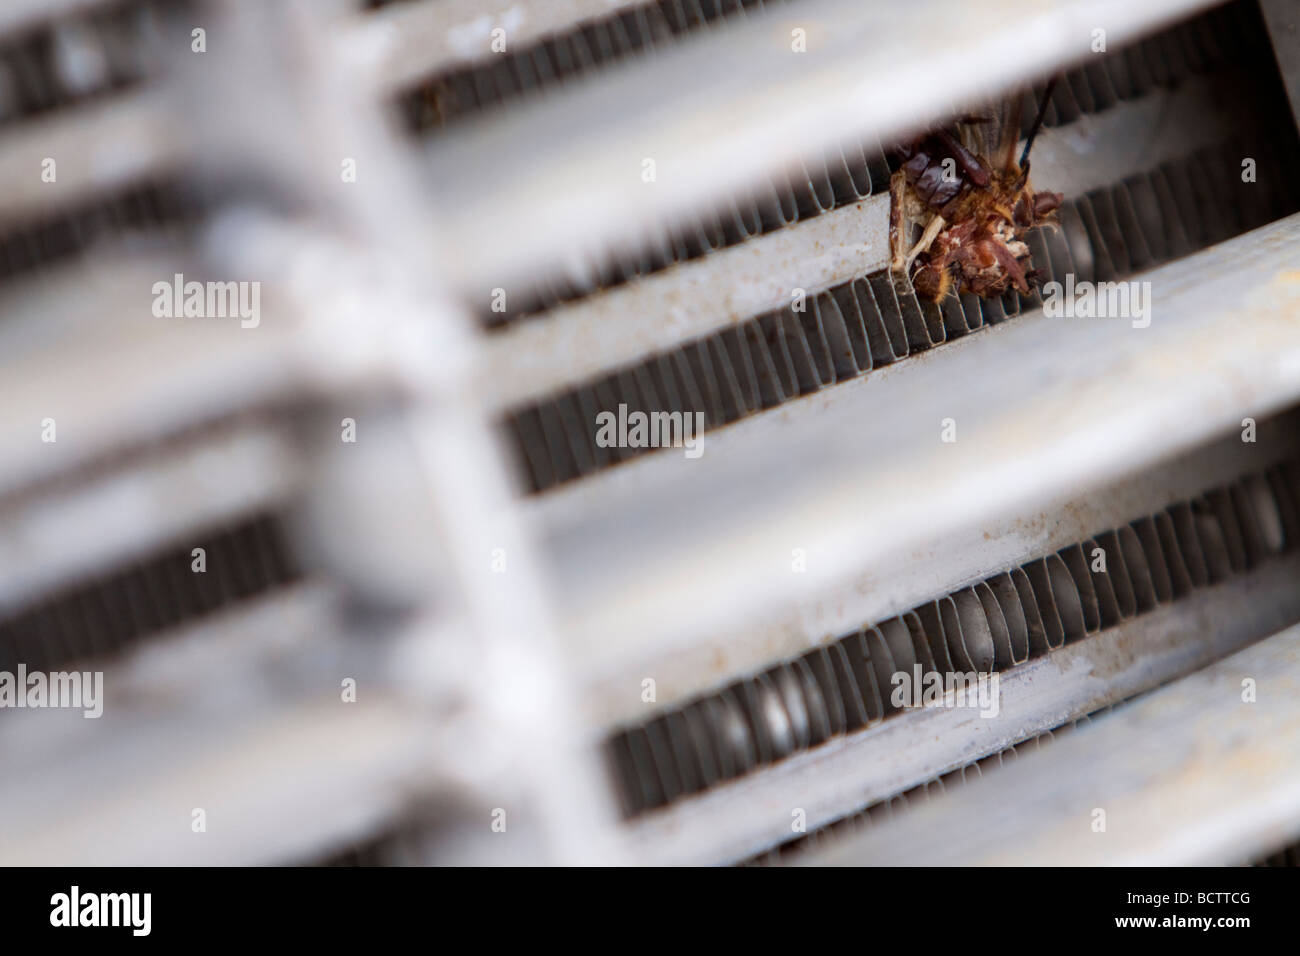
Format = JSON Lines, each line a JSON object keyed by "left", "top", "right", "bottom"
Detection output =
{"left": 888, "top": 80, "right": 1064, "bottom": 302}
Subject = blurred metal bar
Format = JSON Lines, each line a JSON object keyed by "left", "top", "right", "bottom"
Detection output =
{"left": 0, "top": 423, "right": 302, "bottom": 611}
{"left": 351, "top": 0, "right": 650, "bottom": 95}
{"left": 0, "top": 696, "right": 433, "bottom": 866}
{"left": 422, "top": 0, "right": 1222, "bottom": 293}
{"left": 0, "top": 585, "right": 445, "bottom": 866}
{"left": 0, "top": 0, "right": 115, "bottom": 38}
{"left": 530, "top": 213, "right": 1300, "bottom": 724}
{"left": 0, "top": 92, "right": 183, "bottom": 223}
{"left": 627, "top": 556, "right": 1300, "bottom": 864}
{"left": 801, "top": 619, "right": 1300, "bottom": 865}
{"left": 0, "top": 260, "right": 309, "bottom": 501}
{"left": 185, "top": 0, "right": 628, "bottom": 863}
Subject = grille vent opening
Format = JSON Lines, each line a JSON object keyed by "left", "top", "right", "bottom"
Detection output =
{"left": 0, "top": 178, "right": 199, "bottom": 288}
{"left": 474, "top": 0, "right": 1280, "bottom": 331}
{"left": 0, "top": 511, "right": 301, "bottom": 676}
{"left": 0, "top": 0, "right": 184, "bottom": 131}
{"left": 500, "top": 0, "right": 1300, "bottom": 494}
{"left": 400, "top": 0, "right": 792, "bottom": 140}
{"left": 607, "top": 458, "right": 1300, "bottom": 817}
{"left": 742, "top": 706, "right": 1118, "bottom": 865}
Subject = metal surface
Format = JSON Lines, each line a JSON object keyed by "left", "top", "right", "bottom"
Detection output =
{"left": 484, "top": 70, "right": 1250, "bottom": 418}
{"left": 505, "top": 143, "right": 1294, "bottom": 491}
{"left": 497, "top": 4, "right": 1298, "bottom": 491}
{"left": 0, "top": 273, "right": 308, "bottom": 501}
{"left": 0, "top": 0, "right": 124, "bottom": 39}
{"left": 0, "top": 93, "right": 182, "bottom": 221}
{"left": 0, "top": 422, "right": 301, "bottom": 610}
{"left": 2, "top": 0, "right": 1296, "bottom": 868}
{"left": 422, "top": 0, "right": 1222, "bottom": 295}
{"left": 0, "top": 510, "right": 302, "bottom": 674}
{"left": 353, "top": 0, "right": 668, "bottom": 96}
{"left": 533, "top": 213, "right": 1300, "bottom": 726}
{"left": 491, "top": 70, "right": 1253, "bottom": 418}
{"left": 0, "top": 585, "right": 438, "bottom": 866}
{"left": 610, "top": 454, "right": 1300, "bottom": 817}
{"left": 479, "top": 14, "right": 1262, "bottom": 331}
{"left": 747, "top": 710, "right": 1110, "bottom": 865}
{"left": 0, "top": 0, "right": 628, "bottom": 867}
{"left": 800, "top": 620, "right": 1300, "bottom": 866}
{"left": 627, "top": 557, "right": 1300, "bottom": 864}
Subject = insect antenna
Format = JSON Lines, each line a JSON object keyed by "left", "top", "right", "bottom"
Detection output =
{"left": 1019, "top": 75, "right": 1058, "bottom": 170}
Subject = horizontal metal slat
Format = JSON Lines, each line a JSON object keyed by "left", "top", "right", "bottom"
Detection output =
{"left": 531, "top": 214, "right": 1300, "bottom": 725}
{"left": 609, "top": 454, "right": 1300, "bottom": 818}
{"left": 484, "top": 68, "right": 1258, "bottom": 418}
{"left": 0, "top": 424, "right": 303, "bottom": 611}
{"left": 0, "top": 583, "right": 447, "bottom": 866}
{"left": 421, "top": 0, "right": 1220, "bottom": 295}
{"left": 351, "top": 0, "right": 655, "bottom": 95}
{"left": 0, "top": 91, "right": 183, "bottom": 223}
{"left": 626, "top": 559, "right": 1300, "bottom": 863}
{"left": 798, "top": 619, "right": 1300, "bottom": 866}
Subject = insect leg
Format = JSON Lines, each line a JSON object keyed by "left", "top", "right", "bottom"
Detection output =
{"left": 933, "top": 130, "right": 989, "bottom": 187}
{"left": 1019, "top": 75, "right": 1059, "bottom": 169}
{"left": 889, "top": 168, "right": 909, "bottom": 273}
{"left": 904, "top": 213, "right": 946, "bottom": 272}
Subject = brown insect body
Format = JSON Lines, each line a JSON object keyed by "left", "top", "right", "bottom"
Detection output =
{"left": 889, "top": 98, "right": 1063, "bottom": 303}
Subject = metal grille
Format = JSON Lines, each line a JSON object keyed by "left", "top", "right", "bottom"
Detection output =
{"left": 0, "top": 512, "right": 299, "bottom": 675}
{"left": 3, "top": 0, "right": 1300, "bottom": 869}
{"left": 507, "top": 137, "right": 1300, "bottom": 492}
{"left": 474, "top": 1, "right": 1271, "bottom": 328}
{"left": 742, "top": 707, "right": 1117, "bottom": 865}
{"left": 608, "top": 459, "right": 1300, "bottom": 816}
{"left": 401, "top": 0, "right": 794, "bottom": 138}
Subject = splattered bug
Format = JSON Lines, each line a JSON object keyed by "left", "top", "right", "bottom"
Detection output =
{"left": 888, "top": 81, "right": 1064, "bottom": 302}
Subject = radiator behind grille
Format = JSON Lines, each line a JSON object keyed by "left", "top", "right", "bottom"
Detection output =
{"left": 1, "top": 0, "right": 1299, "bottom": 868}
